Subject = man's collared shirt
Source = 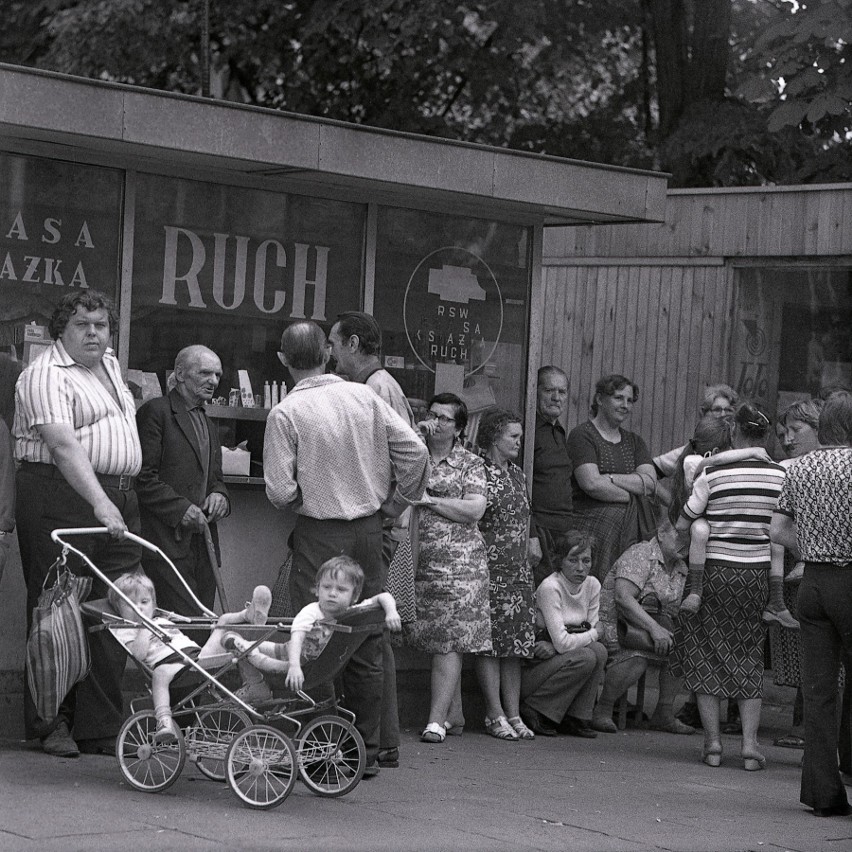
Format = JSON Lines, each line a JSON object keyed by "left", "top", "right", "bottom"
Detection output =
{"left": 263, "top": 374, "right": 429, "bottom": 520}
{"left": 352, "top": 361, "right": 416, "bottom": 429}
{"left": 775, "top": 447, "right": 852, "bottom": 566}
{"left": 14, "top": 341, "right": 142, "bottom": 476}
{"left": 532, "top": 412, "right": 573, "bottom": 531}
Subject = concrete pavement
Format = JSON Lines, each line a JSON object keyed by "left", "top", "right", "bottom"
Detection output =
{"left": 1, "top": 703, "right": 850, "bottom": 852}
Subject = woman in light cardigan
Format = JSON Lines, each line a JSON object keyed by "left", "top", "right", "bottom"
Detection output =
{"left": 519, "top": 530, "right": 608, "bottom": 737}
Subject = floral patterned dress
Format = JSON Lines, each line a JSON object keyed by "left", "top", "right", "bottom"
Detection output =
{"left": 404, "top": 443, "right": 492, "bottom": 655}
{"left": 478, "top": 459, "right": 536, "bottom": 659}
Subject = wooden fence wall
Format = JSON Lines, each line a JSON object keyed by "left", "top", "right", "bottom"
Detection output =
{"left": 540, "top": 184, "right": 852, "bottom": 456}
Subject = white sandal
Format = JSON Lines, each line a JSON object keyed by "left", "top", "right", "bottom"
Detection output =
{"left": 420, "top": 722, "right": 446, "bottom": 743}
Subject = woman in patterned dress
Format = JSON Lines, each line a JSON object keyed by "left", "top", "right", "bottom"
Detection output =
{"left": 674, "top": 403, "right": 786, "bottom": 771}
{"left": 404, "top": 393, "right": 491, "bottom": 744}
{"left": 567, "top": 375, "right": 657, "bottom": 582}
{"left": 474, "top": 409, "right": 540, "bottom": 740}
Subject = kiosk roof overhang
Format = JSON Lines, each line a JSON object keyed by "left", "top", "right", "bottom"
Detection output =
{"left": 0, "top": 64, "right": 668, "bottom": 227}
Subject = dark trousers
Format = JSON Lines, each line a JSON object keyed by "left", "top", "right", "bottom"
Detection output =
{"left": 17, "top": 467, "right": 142, "bottom": 741}
{"left": 798, "top": 563, "right": 852, "bottom": 812}
{"left": 143, "top": 532, "right": 216, "bottom": 616}
{"left": 380, "top": 533, "right": 401, "bottom": 752}
{"left": 289, "top": 513, "right": 385, "bottom": 765}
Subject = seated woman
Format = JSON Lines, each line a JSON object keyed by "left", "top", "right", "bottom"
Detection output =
{"left": 519, "top": 531, "right": 607, "bottom": 738}
{"left": 567, "top": 374, "right": 657, "bottom": 582}
{"left": 593, "top": 511, "right": 693, "bottom": 734}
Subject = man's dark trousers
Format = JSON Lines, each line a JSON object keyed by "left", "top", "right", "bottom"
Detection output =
{"left": 289, "top": 513, "right": 385, "bottom": 766}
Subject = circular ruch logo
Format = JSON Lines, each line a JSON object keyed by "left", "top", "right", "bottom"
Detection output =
{"left": 402, "top": 246, "right": 503, "bottom": 377}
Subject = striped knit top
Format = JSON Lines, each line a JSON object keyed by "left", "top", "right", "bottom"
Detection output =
{"left": 682, "top": 459, "right": 786, "bottom": 569}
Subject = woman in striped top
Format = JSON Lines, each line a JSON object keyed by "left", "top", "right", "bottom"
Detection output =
{"left": 674, "top": 403, "right": 786, "bottom": 771}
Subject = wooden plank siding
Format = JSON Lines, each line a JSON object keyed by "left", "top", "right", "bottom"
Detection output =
{"left": 538, "top": 185, "right": 851, "bottom": 455}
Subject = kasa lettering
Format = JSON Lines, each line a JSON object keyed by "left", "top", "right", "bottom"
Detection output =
{"left": 1, "top": 212, "right": 93, "bottom": 287}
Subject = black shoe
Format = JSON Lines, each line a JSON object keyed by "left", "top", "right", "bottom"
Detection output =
{"left": 77, "top": 737, "right": 116, "bottom": 756}
{"left": 362, "top": 763, "right": 380, "bottom": 779}
{"left": 812, "top": 803, "right": 851, "bottom": 817}
{"left": 41, "top": 722, "right": 79, "bottom": 758}
{"left": 377, "top": 747, "right": 399, "bottom": 768}
{"left": 558, "top": 716, "right": 598, "bottom": 739}
{"left": 520, "top": 706, "right": 557, "bottom": 737}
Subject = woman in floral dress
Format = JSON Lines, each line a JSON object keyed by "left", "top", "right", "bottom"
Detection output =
{"left": 404, "top": 393, "right": 491, "bottom": 744}
{"left": 474, "top": 409, "right": 540, "bottom": 740}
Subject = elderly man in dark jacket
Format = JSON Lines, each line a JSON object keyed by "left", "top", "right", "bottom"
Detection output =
{"left": 136, "top": 345, "right": 230, "bottom": 614}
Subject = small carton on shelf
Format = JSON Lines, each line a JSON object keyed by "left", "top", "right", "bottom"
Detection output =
{"left": 221, "top": 443, "right": 251, "bottom": 476}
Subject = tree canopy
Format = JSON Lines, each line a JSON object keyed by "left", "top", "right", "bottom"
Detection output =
{"left": 1, "top": 0, "right": 849, "bottom": 186}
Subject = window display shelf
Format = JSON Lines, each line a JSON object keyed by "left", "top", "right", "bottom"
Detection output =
{"left": 206, "top": 404, "right": 270, "bottom": 422}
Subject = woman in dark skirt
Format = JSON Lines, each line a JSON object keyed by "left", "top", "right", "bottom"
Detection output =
{"left": 674, "top": 403, "right": 786, "bottom": 771}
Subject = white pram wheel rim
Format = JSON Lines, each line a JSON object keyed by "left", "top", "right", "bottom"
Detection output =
{"left": 226, "top": 725, "right": 297, "bottom": 809}
{"left": 297, "top": 715, "right": 366, "bottom": 797}
{"left": 117, "top": 709, "right": 186, "bottom": 793}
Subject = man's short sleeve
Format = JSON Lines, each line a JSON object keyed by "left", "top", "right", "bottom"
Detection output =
{"left": 16, "top": 361, "right": 76, "bottom": 427}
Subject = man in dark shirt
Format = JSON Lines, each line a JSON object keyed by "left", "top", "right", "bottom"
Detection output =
{"left": 531, "top": 365, "right": 572, "bottom": 585}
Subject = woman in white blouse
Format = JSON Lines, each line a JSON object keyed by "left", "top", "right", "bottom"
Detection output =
{"left": 519, "top": 530, "right": 608, "bottom": 737}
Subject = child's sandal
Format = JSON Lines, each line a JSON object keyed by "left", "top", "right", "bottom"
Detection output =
{"left": 420, "top": 722, "right": 446, "bottom": 743}
{"left": 680, "top": 593, "right": 702, "bottom": 614}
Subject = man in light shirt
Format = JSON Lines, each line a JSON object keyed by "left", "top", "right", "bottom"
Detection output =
{"left": 15, "top": 290, "right": 143, "bottom": 758}
{"left": 265, "top": 320, "right": 429, "bottom": 776}
{"left": 328, "top": 310, "right": 415, "bottom": 769}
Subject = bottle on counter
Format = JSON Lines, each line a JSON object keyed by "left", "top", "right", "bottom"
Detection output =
{"left": 263, "top": 381, "right": 272, "bottom": 409}
{"left": 278, "top": 381, "right": 287, "bottom": 401}
{"left": 270, "top": 380, "right": 279, "bottom": 407}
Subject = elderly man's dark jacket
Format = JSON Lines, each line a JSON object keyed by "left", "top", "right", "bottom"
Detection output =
{"left": 135, "top": 388, "right": 229, "bottom": 610}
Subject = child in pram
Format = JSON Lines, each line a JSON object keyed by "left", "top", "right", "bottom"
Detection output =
{"left": 224, "top": 555, "right": 401, "bottom": 692}
{"left": 109, "top": 572, "right": 275, "bottom": 742}
{"left": 110, "top": 555, "right": 400, "bottom": 741}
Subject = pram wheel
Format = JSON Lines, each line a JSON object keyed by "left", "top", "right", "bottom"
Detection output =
{"left": 192, "top": 708, "right": 252, "bottom": 782}
{"left": 297, "top": 715, "right": 366, "bottom": 797}
{"left": 226, "top": 725, "right": 298, "bottom": 809}
{"left": 117, "top": 710, "right": 186, "bottom": 793}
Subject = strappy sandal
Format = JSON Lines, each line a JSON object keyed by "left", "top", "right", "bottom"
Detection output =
{"left": 484, "top": 716, "right": 519, "bottom": 740}
{"left": 420, "top": 722, "right": 446, "bottom": 743}
{"left": 507, "top": 716, "right": 535, "bottom": 740}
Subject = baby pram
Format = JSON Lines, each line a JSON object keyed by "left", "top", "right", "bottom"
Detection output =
{"left": 51, "top": 527, "right": 384, "bottom": 809}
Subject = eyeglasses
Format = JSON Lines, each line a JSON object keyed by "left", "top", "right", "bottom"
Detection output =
{"left": 425, "top": 412, "right": 456, "bottom": 425}
{"left": 709, "top": 405, "right": 734, "bottom": 414}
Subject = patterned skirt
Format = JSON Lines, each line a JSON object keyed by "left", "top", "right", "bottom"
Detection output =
{"left": 672, "top": 561, "right": 767, "bottom": 699}
{"left": 572, "top": 502, "right": 630, "bottom": 582}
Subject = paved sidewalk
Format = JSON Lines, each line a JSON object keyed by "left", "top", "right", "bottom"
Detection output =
{"left": 1, "top": 704, "right": 850, "bottom": 852}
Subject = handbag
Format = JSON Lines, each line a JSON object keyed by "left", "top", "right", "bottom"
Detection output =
{"left": 617, "top": 592, "right": 674, "bottom": 654}
{"left": 26, "top": 558, "right": 92, "bottom": 721}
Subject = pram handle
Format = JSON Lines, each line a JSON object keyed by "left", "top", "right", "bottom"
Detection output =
{"left": 50, "top": 527, "right": 217, "bottom": 618}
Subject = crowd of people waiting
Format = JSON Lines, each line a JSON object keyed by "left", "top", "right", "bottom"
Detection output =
{"left": 2, "top": 289, "right": 851, "bottom": 820}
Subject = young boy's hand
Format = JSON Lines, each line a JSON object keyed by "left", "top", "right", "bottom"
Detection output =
{"left": 285, "top": 665, "right": 304, "bottom": 692}
{"left": 385, "top": 611, "right": 402, "bottom": 632}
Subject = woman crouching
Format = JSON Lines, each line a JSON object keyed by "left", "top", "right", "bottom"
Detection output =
{"left": 519, "top": 531, "right": 607, "bottom": 737}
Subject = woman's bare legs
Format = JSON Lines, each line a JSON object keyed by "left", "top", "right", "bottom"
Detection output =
{"left": 696, "top": 693, "right": 722, "bottom": 765}
{"left": 475, "top": 656, "right": 506, "bottom": 721}
{"left": 738, "top": 697, "right": 766, "bottom": 769}
{"left": 428, "top": 651, "right": 463, "bottom": 728}
{"left": 593, "top": 656, "right": 647, "bottom": 729}
{"left": 500, "top": 658, "right": 522, "bottom": 720}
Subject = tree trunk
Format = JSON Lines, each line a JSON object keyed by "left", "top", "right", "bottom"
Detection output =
{"left": 648, "top": 0, "right": 731, "bottom": 139}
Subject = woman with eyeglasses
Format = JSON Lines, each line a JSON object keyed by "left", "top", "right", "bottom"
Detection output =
{"left": 404, "top": 393, "right": 491, "bottom": 744}
{"left": 673, "top": 402, "right": 787, "bottom": 771}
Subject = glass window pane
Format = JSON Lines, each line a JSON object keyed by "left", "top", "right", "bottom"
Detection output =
{"left": 733, "top": 266, "right": 852, "bottom": 435}
{"left": 129, "top": 174, "right": 366, "bottom": 400}
{"left": 373, "top": 206, "right": 531, "bottom": 440}
{"left": 0, "top": 152, "right": 123, "bottom": 369}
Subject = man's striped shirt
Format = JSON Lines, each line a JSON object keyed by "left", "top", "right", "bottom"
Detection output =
{"left": 14, "top": 341, "right": 142, "bottom": 476}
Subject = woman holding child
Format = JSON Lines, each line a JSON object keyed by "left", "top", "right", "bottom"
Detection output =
{"left": 674, "top": 403, "right": 787, "bottom": 771}
{"left": 405, "top": 393, "right": 491, "bottom": 744}
{"left": 474, "top": 409, "right": 539, "bottom": 741}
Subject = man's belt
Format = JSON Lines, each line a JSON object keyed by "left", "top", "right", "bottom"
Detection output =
{"left": 21, "top": 461, "right": 136, "bottom": 492}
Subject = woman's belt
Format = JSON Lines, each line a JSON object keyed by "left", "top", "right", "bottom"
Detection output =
{"left": 21, "top": 460, "right": 136, "bottom": 492}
